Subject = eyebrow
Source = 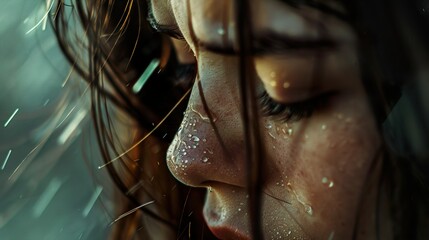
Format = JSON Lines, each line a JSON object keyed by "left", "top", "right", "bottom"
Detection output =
{"left": 146, "top": 0, "right": 343, "bottom": 55}
{"left": 279, "top": 0, "right": 348, "bottom": 22}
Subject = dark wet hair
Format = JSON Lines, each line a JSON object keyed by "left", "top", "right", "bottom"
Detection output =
{"left": 53, "top": 0, "right": 429, "bottom": 239}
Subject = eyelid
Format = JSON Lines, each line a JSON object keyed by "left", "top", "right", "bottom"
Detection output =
{"left": 146, "top": 6, "right": 184, "bottom": 40}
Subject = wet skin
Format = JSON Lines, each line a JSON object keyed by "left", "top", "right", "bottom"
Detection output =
{"left": 148, "top": 0, "right": 383, "bottom": 239}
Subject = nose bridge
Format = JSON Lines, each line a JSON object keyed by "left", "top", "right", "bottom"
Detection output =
{"left": 166, "top": 74, "right": 245, "bottom": 188}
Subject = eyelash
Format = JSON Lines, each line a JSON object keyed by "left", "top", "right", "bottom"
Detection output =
{"left": 259, "top": 91, "right": 331, "bottom": 123}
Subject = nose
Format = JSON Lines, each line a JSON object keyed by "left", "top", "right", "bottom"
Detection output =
{"left": 166, "top": 74, "right": 246, "bottom": 188}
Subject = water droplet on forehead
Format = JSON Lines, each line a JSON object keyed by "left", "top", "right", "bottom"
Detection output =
{"left": 283, "top": 82, "right": 290, "bottom": 89}
{"left": 217, "top": 28, "right": 225, "bottom": 35}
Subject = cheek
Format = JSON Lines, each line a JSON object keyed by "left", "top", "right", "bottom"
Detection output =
{"left": 262, "top": 96, "right": 380, "bottom": 237}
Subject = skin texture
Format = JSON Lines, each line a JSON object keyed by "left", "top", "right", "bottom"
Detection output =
{"left": 149, "top": 0, "right": 383, "bottom": 239}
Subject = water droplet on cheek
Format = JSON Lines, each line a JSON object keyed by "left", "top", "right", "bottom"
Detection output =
{"left": 322, "top": 177, "right": 334, "bottom": 188}
{"left": 287, "top": 183, "right": 314, "bottom": 216}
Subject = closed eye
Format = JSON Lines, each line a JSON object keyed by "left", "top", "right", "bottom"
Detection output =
{"left": 259, "top": 91, "right": 334, "bottom": 122}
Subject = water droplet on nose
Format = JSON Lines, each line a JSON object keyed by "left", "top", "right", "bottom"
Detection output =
{"left": 270, "top": 71, "right": 277, "bottom": 78}
{"left": 187, "top": 134, "right": 192, "bottom": 138}
{"left": 190, "top": 104, "right": 218, "bottom": 123}
{"left": 204, "top": 148, "right": 214, "bottom": 154}
{"left": 191, "top": 136, "right": 200, "bottom": 142}
{"left": 305, "top": 205, "right": 313, "bottom": 216}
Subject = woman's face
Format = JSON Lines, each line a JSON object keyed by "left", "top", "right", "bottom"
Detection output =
{"left": 149, "top": 0, "right": 382, "bottom": 239}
